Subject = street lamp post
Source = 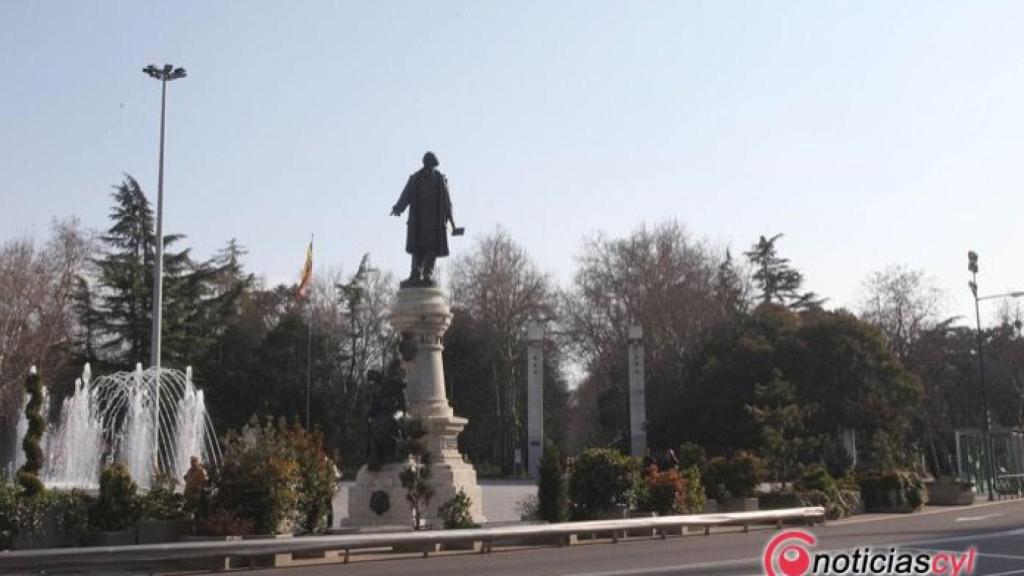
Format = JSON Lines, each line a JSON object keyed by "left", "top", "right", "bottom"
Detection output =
{"left": 967, "top": 251, "right": 1024, "bottom": 501}
{"left": 143, "top": 63, "right": 186, "bottom": 473}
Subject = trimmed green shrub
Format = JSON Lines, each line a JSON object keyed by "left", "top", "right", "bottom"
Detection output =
{"left": 569, "top": 448, "right": 643, "bottom": 520}
{"left": 90, "top": 463, "right": 139, "bottom": 532}
{"left": 537, "top": 442, "right": 568, "bottom": 523}
{"left": 704, "top": 451, "right": 766, "bottom": 499}
{"left": 437, "top": 489, "right": 476, "bottom": 529}
{"left": 0, "top": 485, "right": 93, "bottom": 549}
{"left": 17, "top": 368, "right": 46, "bottom": 496}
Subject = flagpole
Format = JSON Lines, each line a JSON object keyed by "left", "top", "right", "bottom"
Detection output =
{"left": 305, "top": 234, "right": 314, "bottom": 431}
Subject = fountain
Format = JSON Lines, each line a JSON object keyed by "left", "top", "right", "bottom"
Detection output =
{"left": 10, "top": 363, "right": 220, "bottom": 490}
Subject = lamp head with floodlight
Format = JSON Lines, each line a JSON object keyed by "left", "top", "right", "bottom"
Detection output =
{"left": 142, "top": 64, "right": 187, "bottom": 82}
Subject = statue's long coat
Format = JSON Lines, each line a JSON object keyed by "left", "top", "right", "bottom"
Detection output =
{"left": 394, "top": 168, "right": 453, "bottom": 257}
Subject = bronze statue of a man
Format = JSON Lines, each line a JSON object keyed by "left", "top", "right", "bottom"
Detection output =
{"left": 390, "top": 151, "right": 458, "bottom": 287}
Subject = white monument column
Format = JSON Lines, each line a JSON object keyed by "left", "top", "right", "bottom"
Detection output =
{"left": 527, "top": 321, "right": 544, "bottom": 480}
{"left": 628, "top": 324, "right": 647, "bottom": 458}
{"left": 345, "top": 286, "right": 485, "bottom": 528}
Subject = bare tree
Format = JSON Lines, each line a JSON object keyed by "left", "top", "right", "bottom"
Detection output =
{"left": 562, "top": 220, "right": 747, "bottom": 450}
{"left": 859, "top": 264, "right": 944, "bottom": 361}
{"left": 0, "top": 219, "right": 93, "bottom": 422}
{"left": 449, "top": 227, "right": 554, "bottom": 473}
{"left": 307, "top": 257, "right": 396, "bottom": 414}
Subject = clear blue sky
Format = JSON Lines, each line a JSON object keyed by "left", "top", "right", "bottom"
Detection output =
{"left": 4, "top": 1, "right": 1024, "bottom": 325}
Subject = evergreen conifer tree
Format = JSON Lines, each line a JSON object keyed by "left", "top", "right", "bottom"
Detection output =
{"left": 744, "top": 234, "right": 823, "bottom": 309}
{"left": 537, "top": 442, "right": 568, "bottom": 522}
{"left": 93, "top": 175, "right": 197, "bottom": 367}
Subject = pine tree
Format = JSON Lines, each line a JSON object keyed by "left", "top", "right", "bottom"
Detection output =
{"left": 93, "top": 175, "right": 196, "bottom": 368}
{"left": 537, "top": 442, "right": 568, "bottom": 522}
{"left": 744, "top": 234, "right": 823, "bottom": 309}
{"left": 71, "top": 275, "right": 103, "bottom": 365}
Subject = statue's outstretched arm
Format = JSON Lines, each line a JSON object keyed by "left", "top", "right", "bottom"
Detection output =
{"left": 392, "top": 175, "right": 414, "bottom": 216}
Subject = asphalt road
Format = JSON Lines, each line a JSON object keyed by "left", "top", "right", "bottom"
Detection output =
{"left": 258, "top": 499, "right": 1024, "bottom": 576}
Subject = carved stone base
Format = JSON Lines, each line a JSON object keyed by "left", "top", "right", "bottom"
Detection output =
{"left": 345, "top": 286, "right": 485, "bottom": 528}
{"left": 343, "top": 415, "right": 485, "bottom": 528}
{"left": 343, "top": 462, "right": 415, "bottom": 528}
{"left": 420, "top": 414, "right": 485, "bottom": 526}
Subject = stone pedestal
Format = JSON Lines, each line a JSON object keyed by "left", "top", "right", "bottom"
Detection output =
{"left": 345, "top": 286, "right": 485, "bottom": 528}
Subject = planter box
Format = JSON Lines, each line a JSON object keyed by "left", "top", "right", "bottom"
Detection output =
{"left": 11, "top": 509, "right": 73, "bottom": 550}
{"left": 394, "top": 541, "right": 442, "bottom": 554}
{"left": 863, "top": 489, "right": 920, "bottom": 513}
{"left": 241, "top": 533, "right": 294, "bottom": 568}
{"left": 177, "top": 534, "right": 243, "bottom": 571}
{"left": 136, "top": 518, "right": 188, "bottom": 543}
{"left": 718, "top": 497, "right": 759, "bottom": 512}
{"left": 927, "top": 482, "right": 976, "bottom": 506}
{"left": 624, "top": 511, "right": 656, "bottom": 537}
{"left": 441, "top": 539, "right": 482, "bottom": 552}
{"left": 759, "top": 493, "right": 800, "bottom": 510}
{"left": 92, "top": 528, "right": 136, "bottom": 546}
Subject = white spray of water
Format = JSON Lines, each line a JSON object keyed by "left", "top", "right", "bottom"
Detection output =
{"left": 10, "top": 363, "right": 220, "bottom": 490}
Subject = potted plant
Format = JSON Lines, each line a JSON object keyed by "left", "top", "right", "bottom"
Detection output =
{"left": 568, "top": 448, "right": 643, "bottom": 520}
{"left": 89, "top": 463, "right": 140, "bottom": 545}
{"left": 214, "top": 417, "right": 301, "bottom": 536}
{"left": 707, "top": 452, "right": 764, "bottom": 512}
{"left": 926, "top": 477, "right": 975, "bottom": 506}
{"left": 859, "top": 470, "right": 924, "bottom": 513}
{"left": 137, "top": 471, "right": 188, "bottom": 543}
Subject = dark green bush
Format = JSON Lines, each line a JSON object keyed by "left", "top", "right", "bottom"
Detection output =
{"left": 793, "top": 464, "right": 847, "bottom": 519}
{"left": 138, "top": 470, "right": 185, "bottom": 520}
{"left": 677, "top": 442, "right": 707, "bottom": 473}
{"left": 569, "top": 448, "right": 643, "bottom": 520}
{"left": 90, "top": 463, "right": 139, "bottom": 532}
{"left": 437, "top": 489, "right": 476, "bottom": 529}
{"left": 859, "top": 470, "right": 923, "bottom": 512}
{"left": 537, "top": 443, "right": 568, "bottom": 523}
{"left": 796, "top": 464, "right": 839, "bottom": 495}
{"left": 704, "top": 452, "right": 766, "bottom": 499}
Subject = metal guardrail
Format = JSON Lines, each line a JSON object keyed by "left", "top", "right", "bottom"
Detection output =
{"left": 0, "top": 507, "right": 825, "bottom": 572}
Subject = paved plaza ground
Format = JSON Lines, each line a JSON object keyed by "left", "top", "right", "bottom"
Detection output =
{"left": 332, "top": 478, "right": 536, "bottom": 526}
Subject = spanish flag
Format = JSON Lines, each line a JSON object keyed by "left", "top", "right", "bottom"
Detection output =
{"left": 296, "top": 240, "right": 313, "bottom": 299}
